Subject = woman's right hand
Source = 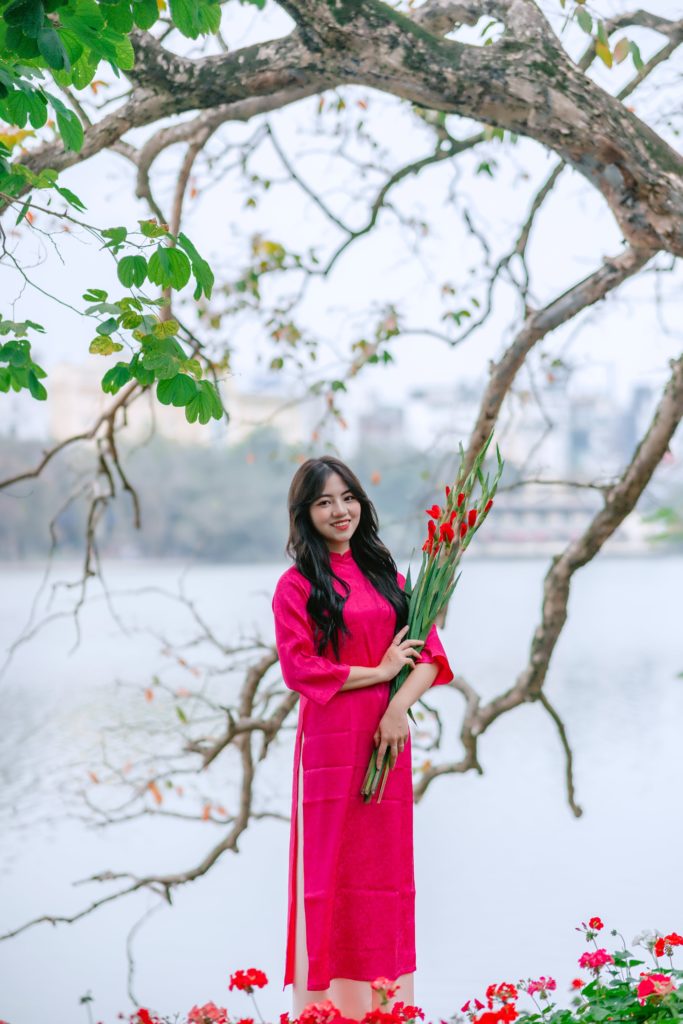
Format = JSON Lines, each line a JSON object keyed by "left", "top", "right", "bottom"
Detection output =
{"left": 376, "top": 624, "right": 425, "bottom": 682}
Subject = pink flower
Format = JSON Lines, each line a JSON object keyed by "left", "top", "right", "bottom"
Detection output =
{"left": 578, "top": 949, "right": 614, "bottom": 972}
{"left": 298, "top": 1000, "right": 342, "bottom": 1024}
{"left": 637, "top": 971, "right": 677, "bottom": 1005}
{"left": 187, "top": 1004, "right": 229, "bottom": 1024}
{"left": 371, "top": 978, "right": 400, "bottom": 999}
{"left": 526, "top": 976, "right": 556, "bottom": 997}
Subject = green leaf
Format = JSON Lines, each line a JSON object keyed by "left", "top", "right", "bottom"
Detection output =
{"left": 101, "top": 225, "right": 127, "bottom": 248}
{"left": 169, "top": 0, "right": 221, "bottom": 39}
{"left": 629, "top": 40, "right": 644, "bottom": 70}
{"left": 132, "top": 0, "right": 159, "bottom": 29}
{"left": 576, "top": 7, "right": 592, "bottom": 33}
{"left": 5, "top": 0, "right": 45, "bottom": 38}
{"left": 54, "top": 183, "right": 86, "bottom": 210}
{"left": 101, "top": 362, "right": 132, "bottom": 394}
{"left": 96, "top": 316, "right": 118, "bottom": 336}
{"left": 147, "top": 246, "right": 192, "bottom": 290}
{"left": 49, "top": 95, "right": 84, "bottom": 151}
{"left": 36, "top": 26, "right": 69, "bottom": 69}
{"left": 117, "top": 254, "right": 147, "bottom": 288}
{"left": 151, "top": 318, "right": 180, "bottom": 339}
{"left": 138, "top": 218, "right": 168, "bottom": 238}
{"left": 89, "top": 336, "right": 123, "bottom": 355}
{"left": 156, "top": 372, "right": 198, "bottom": 407}
{"left": 129, "top": 354, "right": 154, "bottom": 387}
{"left": 27, "top": 367, "right": 47, "bottom": 399}
{"left": 185, "top": 380, "right": 223, "bottom": 424}
{"left": 140, "top": 336, "right": 186, "bottom": 379}
{"left": 83, "top": 287, "right": 108, "bottom": 302}
{"left": 15, "top": 194, "right": 32, "bottom": 224}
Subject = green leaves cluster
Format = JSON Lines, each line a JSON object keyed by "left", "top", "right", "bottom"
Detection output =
{"left": 0, "top": 316, "right": 47, "bottom": 400}
{"left": 84, "top": 283, "right": 223, "bottom": 426}
{"left": 0, "top": 0, "right": 232, "bottom": 179}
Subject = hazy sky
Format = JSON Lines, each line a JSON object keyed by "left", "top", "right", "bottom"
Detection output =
{"left": 1, "top": 0, "right": 681, "bottom": 444}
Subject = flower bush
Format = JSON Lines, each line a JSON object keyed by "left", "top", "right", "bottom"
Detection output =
{"left": 7, "top": 924, "right": 678, "bottom": 1024}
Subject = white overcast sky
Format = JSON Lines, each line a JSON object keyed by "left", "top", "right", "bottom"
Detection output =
{"left": 1, "top": 0, "right": 681, "bottom": 440}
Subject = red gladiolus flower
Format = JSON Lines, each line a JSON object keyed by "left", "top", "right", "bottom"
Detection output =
{"left": 425, "top": 504, "right": 442, "bottom": 519}
{"left": 459, "top": 521, "right": 467, "bottom": 538}
{"left": 445, "top": 486, "right": 451, "bottom": 497}
{"left": 484, "top": 499, "right": 493, "bottom": 513}
{"left": 228, "top": 968, "right": 268, "bottom": 993}
{"left": 637, "top": 971, "right": 676, "bottom": 1005}
{"left": 468, "top": 508, "right": 477, "bottom": 528}
{"left": 188, "top": 1004, "right": 229, "bottom": 1024}
{"left": 427, "top": 519, "right": 436, "bottom": 537}
{"left": 448, "top": 509, "right": 457, "bottom": 524}
{"left": 578, "top": 949, "right": 613, "bottom": 971}
{"left": 457, "top": 492, "right": 465, "bottom": 507}
{"left": 588, "top": 917, "right": 604, "bottom": 931}
{"left": 439, "top": 522, "right": 455, "bottom": 545}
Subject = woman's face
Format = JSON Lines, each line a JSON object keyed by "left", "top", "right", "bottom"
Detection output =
{"left": 309, "top": 471, "right": 361, "bottom": 553}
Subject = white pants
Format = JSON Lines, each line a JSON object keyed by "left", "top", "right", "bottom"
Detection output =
{"left": 292, "top": 732, "right": 415, "bottom": 1019}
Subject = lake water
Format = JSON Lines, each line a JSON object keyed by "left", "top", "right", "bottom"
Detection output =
{"left": 0, "top": 556, "right": 682, "bottom": 1024}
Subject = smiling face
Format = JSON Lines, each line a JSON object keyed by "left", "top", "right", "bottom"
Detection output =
{"left": 308, "top": 471, "right": 361, "bottom": 554}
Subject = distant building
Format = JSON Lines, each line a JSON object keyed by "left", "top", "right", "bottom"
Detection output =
{"left": 357, "top": 401, "right": 406, "bottom": 449}
{"left": 43, "top": 362, "right": 324, "bottom": 448}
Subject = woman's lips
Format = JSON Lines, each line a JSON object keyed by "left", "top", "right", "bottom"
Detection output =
{"left": 332, "top": 520, "right": 350, "bottom": 530}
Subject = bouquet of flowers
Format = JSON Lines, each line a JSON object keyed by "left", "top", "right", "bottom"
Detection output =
{"left": 361, "top": 431, "right": 504, "bottom": 804}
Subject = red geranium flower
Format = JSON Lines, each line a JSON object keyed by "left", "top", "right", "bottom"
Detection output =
{"left": 588, "top": 917, "right": 603, "bottom": 931}
{"left": 578, "top": 949, "right": 613, "bottom": 971}
{"left": 654, "top": 932, "right": 683, "bottom": 957}
{"left": 187, "top": 1004, "right": 229, "bottom": 1024}
{"left": 228, "top": 968, "right": 268, "bottom": 993}
{"left": 298, "top": 1000, "right": 342, "bottom": 1024}
{"left": 637, "top": 971, "right": 676, "bottom": 1005}
{"left": 570, "top": 978, "right": 585, "bottom": 989}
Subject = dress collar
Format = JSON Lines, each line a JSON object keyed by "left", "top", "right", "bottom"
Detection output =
{"left": 329, "top": 547, "right": 354, "bottom": 564}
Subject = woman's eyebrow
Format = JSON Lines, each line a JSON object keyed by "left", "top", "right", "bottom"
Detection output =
{"left": 317, "top": 489, "right": 353, "bottom": 498}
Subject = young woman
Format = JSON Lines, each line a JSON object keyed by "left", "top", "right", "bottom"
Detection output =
{"left": 272, "top": 456, "right": 453, "bottom": 1020}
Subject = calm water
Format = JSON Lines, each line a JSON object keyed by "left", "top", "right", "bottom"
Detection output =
{"left": 0, "top": 556, "right": 682, "bottom": 1024}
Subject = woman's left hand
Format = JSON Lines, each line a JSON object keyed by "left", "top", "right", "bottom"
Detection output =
{"left": 373, "top": 703, "right": 410, "bottom": 770}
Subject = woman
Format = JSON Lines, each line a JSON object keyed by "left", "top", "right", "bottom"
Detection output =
{"left": 272, "top": 456, "right": 453, "bottom": 1020}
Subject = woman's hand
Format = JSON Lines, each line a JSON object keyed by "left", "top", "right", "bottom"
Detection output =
{"left": 376, "top": 624, "right": 424, "bottom": 683}
{"left": 373, "top": 703, "right": 410, "bottom": 770}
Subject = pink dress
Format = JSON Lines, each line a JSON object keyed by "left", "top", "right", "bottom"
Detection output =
{"left": 271, "top": 547, "right": 454, "bottom": 1002}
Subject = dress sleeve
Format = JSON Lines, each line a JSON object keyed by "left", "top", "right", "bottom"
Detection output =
{"left": 397, "top": 570, "right": 454, "bottom": 688}
{"left": 272, "top": 571, "right": 352, "bottom": 706}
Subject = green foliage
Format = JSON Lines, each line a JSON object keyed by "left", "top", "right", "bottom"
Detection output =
{"left": 0, "top": 316, "right": 48, "bottom": 399}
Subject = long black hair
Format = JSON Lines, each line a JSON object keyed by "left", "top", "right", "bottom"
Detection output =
{"left": 285, "top": 456, "right": 409, "bottom": 660}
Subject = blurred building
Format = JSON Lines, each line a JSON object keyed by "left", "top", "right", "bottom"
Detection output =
{"left": 44, "top": 361, "right": 324, "bottom": 448}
